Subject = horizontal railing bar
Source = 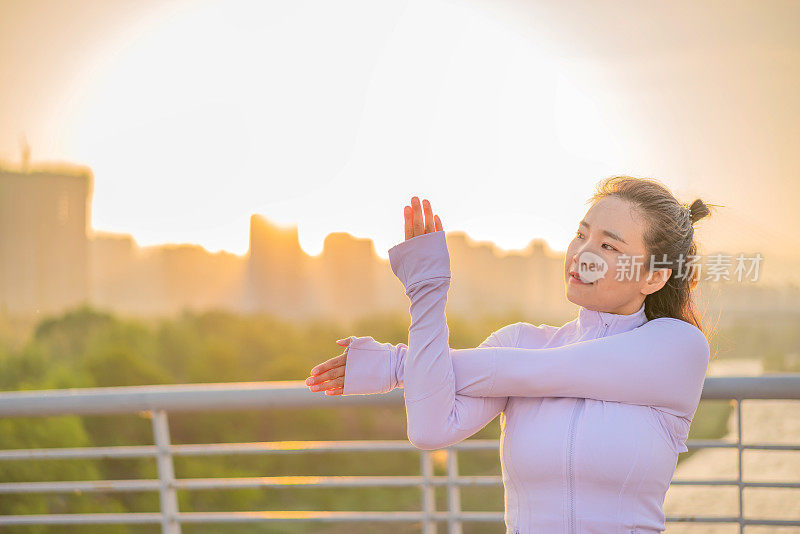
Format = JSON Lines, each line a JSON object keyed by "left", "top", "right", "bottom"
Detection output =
{"left": 670, "top": 480, "right": 800, "bottom": 488}
{"left": 4, "top": 475, "right": 797, "bottom": 495}
{"left": 699, "top": 375, "right": 800, "bottom": 400}
{"left": 0, "top": 511, "right": 505, "bottom": 525}
{"left": 174, "top": 440, "right": 420, "bottom": 455}
{"left": 172, "top": 440, "right": 432, "bottom": 454}
{"left": 2, "top": 437, "right": 795, "bottom": 462}
{"left": 685, "top": 440, "right": 800, "bottom": 451}
{"left": 0, "top": 511, "right": 796, "bottom": 526}
{"left": 739, "top": 443, "right": 800, "bottom": 451}
{"left": 737, "top": 519, "right": 800, "bottom": 526}
{"left": 448, "top": 439, "right": 501, "bottom": 450}
{"left": 0, "top": 513, "right": 163, "bottom": 525}
{"left": 0, "top": 479, "right": 161, "bottom": 493}
{"left": 0, "top": 445, "right": 158, "bottom": 461}
{"left": 0, "top": 381, "right": 402, "bottom": 417}
{"left": 174, "top": 513, "right": 798, "bottom": 527}
{"left": 684, "top": 439, "right": 738, "bottom": 448}
{"left": 176, "top": 511, "right": 506, "bottom": 523}
{"left": 173, "top": 439, "right": 502, "bottom": 454}
{"left": 176, "top": 475, "right": 502, "bottom": 490}
{"left": 0, "top": 439, "right": 502, "bottom": 462}
{"left": 0, "top": 475, "right": 504, "bottom": 494}
{"left": 0, "top": 376, "right": 797, "bottom": 417}
{"left": 667, "top": 479, "right": 757, "bottom": 486}
{"left": 666, "top": 516, "right": 800, "bottom": 526}
{"left": 740, "top": 481, "right": 800, "bottom": 488}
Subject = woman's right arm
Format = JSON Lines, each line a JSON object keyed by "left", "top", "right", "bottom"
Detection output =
{"left": 307, "top": 324, "right": 521, "bottom": 447}
{"left": 308, "top": 321, "right": 558, "bottom": 396}
{"left": 339, "top": 322, "right": 526, "bottom": 395}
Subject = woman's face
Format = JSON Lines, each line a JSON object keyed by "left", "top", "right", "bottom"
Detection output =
{"left": 564, "top": 196, "right": 670, "bottom": 315}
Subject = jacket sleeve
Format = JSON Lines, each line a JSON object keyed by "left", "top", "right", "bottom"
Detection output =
{"left": 341, "top": 323, "right": 523, "bottom": 395}
{"left": 447, "top": 317, "right": 710, "bottom": 420}
{"left": 387, "top": 230, "right": 513, "bottom": 450}
{"left": 340, "top": 336, "right": 407, "bottom": 395}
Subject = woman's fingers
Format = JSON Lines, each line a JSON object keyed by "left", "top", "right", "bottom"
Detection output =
{"left": 307, "top": 363, "right": 345, "bottom": 385}
{"left": 406, "top": 197, "right": 442, "bottom": 239}
{"left": 404, "top": 205, "right": 413, "bottom": 240}
{"left": 308, "top": 353, "right": 346, "bottom": 377}
{"left": 411, "top": 196, "right": 424, "bottom": 237}
{"left": 324, "top": 385, "right": 344, "bottom": 396}
{"left": 309, "top": 375, "right": 344, "bottom": 392}
{"left": 422, "top": 199, "right": 435, "bottom": 233}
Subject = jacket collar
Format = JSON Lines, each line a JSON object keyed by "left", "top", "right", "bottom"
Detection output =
{"left": 576, "top": 301, "right": 648, "bottom": 337}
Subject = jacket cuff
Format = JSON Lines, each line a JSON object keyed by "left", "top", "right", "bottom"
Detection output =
{"left": 387, "top": 231, "right": 450, "bottom": 291}
{"left": 342, "top": 336, "right": 393, "bottom": 395}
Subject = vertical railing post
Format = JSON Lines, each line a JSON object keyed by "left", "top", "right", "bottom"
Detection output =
{"left": 446, "top": 447, "right": 462, "bottom": 534}
{"left": 152, "top": 410, "right": 181, "bottom": 534}
{"left": 420, "top": 450, "right": 436, "bottom": 534}
{"left": 736, "top": 398, "right": 744, "bottom": 534}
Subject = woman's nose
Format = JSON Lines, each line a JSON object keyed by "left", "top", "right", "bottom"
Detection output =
{"left": 574, "top": 243, "right": 591, "bottom": 259}
{"left": 573, "top": 243, "right": 597, "bottom": 262}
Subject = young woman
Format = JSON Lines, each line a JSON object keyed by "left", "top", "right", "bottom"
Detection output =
{"left": 305, "top": 176, "right": 715, "bottom": 534}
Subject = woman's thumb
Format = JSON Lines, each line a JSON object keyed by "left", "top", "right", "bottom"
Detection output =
{"left": 336, "top": 337, "right": 351, "bottom": 346}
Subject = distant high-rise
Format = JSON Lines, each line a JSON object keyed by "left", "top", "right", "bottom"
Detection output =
{"left": 0, "top": 165, "right": 92, "bottom": 314}
{"left": 315, "top": 231, "right": 382, "bottom": 321}
{"left": 245, "top": 214, "right": 313, "bottom": 318}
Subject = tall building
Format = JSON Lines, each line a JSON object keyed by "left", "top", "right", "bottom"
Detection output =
{"left": 0, "top": 165, "right": 92, "bottom": 315}
{"left": 244, "top": 215, "right": 313, "bottom": 318}
{"left": 313, "top": 231, "right": 386, "bottom": 322}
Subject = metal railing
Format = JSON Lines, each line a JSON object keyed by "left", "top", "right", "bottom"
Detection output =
{"left": 0, "top": 375, "right": 798, "bottom": 533}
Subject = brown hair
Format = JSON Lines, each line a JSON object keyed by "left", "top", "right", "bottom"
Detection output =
{"left": 588, "top": 175, "right": 721, "bottom": 342}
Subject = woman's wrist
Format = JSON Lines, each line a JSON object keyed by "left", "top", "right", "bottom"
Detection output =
{"left": 388, "top": 230, "right": 450, "bottom": 292}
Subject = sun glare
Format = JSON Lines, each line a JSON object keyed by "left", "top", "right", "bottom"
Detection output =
{"left": 62, "top": 0, "right": 622, "bottom": 257}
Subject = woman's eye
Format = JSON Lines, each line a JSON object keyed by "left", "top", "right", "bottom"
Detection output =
{"left": 576, "top": 231, "right": 616, "bottom": 251}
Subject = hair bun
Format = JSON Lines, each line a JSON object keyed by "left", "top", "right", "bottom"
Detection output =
{"left": 687, "top": 198, "right": 711, "bottom": 224}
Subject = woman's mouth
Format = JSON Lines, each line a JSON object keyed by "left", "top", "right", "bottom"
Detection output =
{"left": 569, "top": 271, "right": 594, "bottom": 285}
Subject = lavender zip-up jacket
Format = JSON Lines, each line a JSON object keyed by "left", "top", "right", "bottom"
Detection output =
{"left": 339, "top": 230, "right": 710, "bottom": 534}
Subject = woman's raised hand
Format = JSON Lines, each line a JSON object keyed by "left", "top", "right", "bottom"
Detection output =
{"left": 305, "top": 338, "right": 350, "bottom": 395}
{"left": 405, "top": 196, "right": 443, "bottom": 240}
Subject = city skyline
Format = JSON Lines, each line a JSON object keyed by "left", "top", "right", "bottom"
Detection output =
{"left": 0, "top": 155, "right": 785, "bottom": 284}
{"left": 1, "top": 165, "right": 789, "bottom": 323}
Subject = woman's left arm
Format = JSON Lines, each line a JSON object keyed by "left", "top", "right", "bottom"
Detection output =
{"left": 391, "top": 226, "right": 709, "bottom": 422}
{"left": 447, "top": 318, "right": 710, "bottom": 420}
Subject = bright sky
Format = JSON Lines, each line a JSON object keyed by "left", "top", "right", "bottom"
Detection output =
{"left": 1, "top": 0, "right": 798, "bottom": 283}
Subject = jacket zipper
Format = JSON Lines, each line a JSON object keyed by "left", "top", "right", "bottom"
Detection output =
{"left": 567, "top": 319, "right": 610, "bottom": 534}
{"left": 567, "top": 397, "right": 584, "bottom": 534}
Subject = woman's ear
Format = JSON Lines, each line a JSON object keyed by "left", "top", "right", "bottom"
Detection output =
{"left": 642, "top": 268, "right": 671, "bottom": 296}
